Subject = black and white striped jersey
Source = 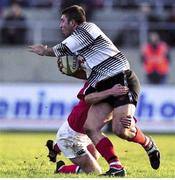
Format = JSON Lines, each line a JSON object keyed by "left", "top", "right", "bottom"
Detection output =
{"left": 53, "top": 22, "right": 130, "bottom": 87}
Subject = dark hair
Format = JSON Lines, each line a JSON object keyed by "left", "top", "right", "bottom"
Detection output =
{"left": 61, "top": 5, "right": 86, "bottom": 24}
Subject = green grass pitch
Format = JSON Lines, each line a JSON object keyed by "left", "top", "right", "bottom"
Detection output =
{"left": 0, "top": 131, "right": 175, "bottom": 178}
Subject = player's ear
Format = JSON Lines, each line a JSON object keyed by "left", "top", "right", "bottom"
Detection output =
{"left": 70, "top": 20, "right": 76, "bottom": 27}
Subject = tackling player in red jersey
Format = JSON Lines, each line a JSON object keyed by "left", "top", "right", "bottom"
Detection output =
{"left": 46, "top": 81, "right": 129, "bottom": 174}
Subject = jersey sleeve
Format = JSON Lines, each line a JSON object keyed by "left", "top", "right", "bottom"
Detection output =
{"left": 52, "top": 43, "right": 74, "bottom": 57}
{"left": 63, "top": 30, "right": 95, "bottom": 52}
{"left": 52, "top": 23, "right": 101, "bottom": 57}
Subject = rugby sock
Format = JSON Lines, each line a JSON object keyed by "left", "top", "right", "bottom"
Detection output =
{"left": 142, "top": 136, "right": 153, "bottom": 150}
{"left": 58, "top": 164, "right": 81, "bottom": 174}
{"left": 95, "top": 137, "right": 123, "bottom": 169}
{"left": 109, "top": 161, "right": 123, "bottom": 170}
{"left": 128, "top": 127, "right": 152, "bottom": 149}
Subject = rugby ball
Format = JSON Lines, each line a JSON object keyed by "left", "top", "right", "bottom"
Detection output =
{"left": 59, "top": 55, "right": 79, "bottom": 75}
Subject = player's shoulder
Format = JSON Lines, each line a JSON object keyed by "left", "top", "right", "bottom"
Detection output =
{"left": 79, "top": 22, "right": 98, "bottom": 30}
{"left": 78, "top": 22, "right": 102, "bottom": 38}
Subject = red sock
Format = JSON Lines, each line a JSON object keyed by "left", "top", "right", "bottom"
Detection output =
{"left": 95, "top": 137, "right": 122, "bottom": 169}
{"left": 109, "top": 161, "right": 123, "bottom": 170}
{"left": 58, "top": 164, "right": 80, "bottom": 174}
{"left": 128, "top": 127, "right": 151, "bottom": 148}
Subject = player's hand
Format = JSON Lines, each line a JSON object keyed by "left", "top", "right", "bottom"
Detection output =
{"left": 110, "top": 84, "right": 128, "bottom": 97}
{"left": 28, "top": 44, "right": 47, "bottom": 56}
{"left": 120, "top": 115, "right": 132, "bottom": 128}
{"left": 77, "top": 55, "right": 85, "bottom": 67}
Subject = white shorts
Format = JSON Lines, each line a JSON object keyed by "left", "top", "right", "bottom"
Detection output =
{"left": 56, "top": 121, "right": 92, "bottom": 159}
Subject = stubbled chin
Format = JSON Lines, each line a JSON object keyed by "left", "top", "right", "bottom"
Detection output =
{"left": 61, "top": 30, "right": 70, "bottom": 37}
{"left": 65, "top": 33, "right": 70, "bottom": 37}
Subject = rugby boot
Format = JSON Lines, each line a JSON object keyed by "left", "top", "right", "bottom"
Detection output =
{"left": 46, "top": 140, "right": 57, "bottom": 162}
{"left": 55, "top": 160, "right": 65, "bottom": 173}
{"left": 102, "top": 168, "right": 126, "bottom": 177}
{"left": 145, "top": 137, "right": 160, "bottom": 170}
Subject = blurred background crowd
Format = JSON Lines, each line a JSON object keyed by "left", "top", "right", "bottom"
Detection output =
{"left": 0, "top": 0, "right": 175, "bottom": 85}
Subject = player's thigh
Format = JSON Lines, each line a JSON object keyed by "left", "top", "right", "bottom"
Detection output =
{"left": 56, "top": 121, "right": 92, "bottom": 159}
{"left": 112, "top": 104, "right": 136, "bottom": 133}
{"left": 84, "top": 102, "right": 113, "bottom": 131}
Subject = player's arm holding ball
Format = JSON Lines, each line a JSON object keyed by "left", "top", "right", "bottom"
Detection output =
{"left": 57, "top": 55, "right": 87, "bottom": 80}
{"left": 28, "top": 44, "right": 86, "bottom": 80}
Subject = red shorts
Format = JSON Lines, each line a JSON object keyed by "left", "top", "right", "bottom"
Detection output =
{"left": 68, "top": 82, "right": 90, "bottom": 134}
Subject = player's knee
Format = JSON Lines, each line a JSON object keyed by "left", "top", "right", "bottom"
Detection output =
{"left": 123, "top": 127, "right": 136, "bottom": 139}
{"left": 112, "top": 117, "right": 136, "bottom": 140}
{"left": 113, "top": 127, "right": 136, "bottom": 140}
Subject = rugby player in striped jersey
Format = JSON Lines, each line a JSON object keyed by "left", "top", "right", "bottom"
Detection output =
{"left": 29, "top": 5, "right": 160, "bottom": 176}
